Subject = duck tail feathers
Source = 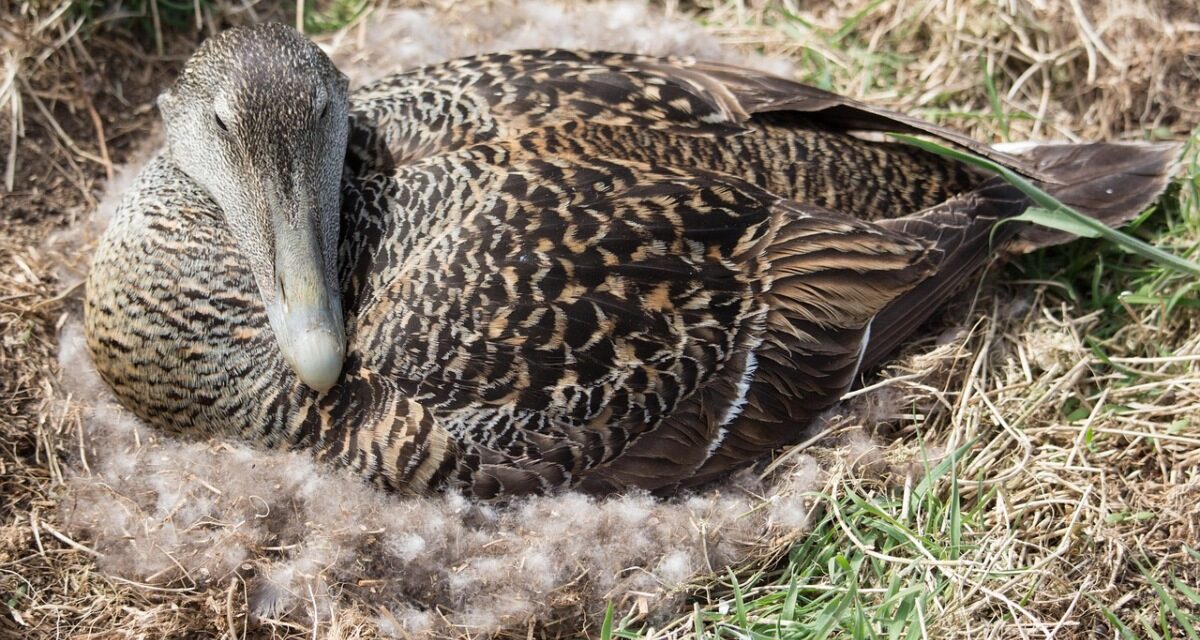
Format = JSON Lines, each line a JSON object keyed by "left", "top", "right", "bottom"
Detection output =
{"left": 998, "top": 141, "right": 1183, "bottom": 253}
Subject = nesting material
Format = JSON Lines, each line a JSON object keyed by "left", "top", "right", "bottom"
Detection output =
{"left": 7, "top": 0, "right": 1193, "bottom": 637}
{"left": 59, "top": 299, "right": 825, "bottom": 635}
{"left": 50, "top": 3, "right": 854, "bottom": 636}
{"left": 58, "top": 313, "right": 802, "bottom": 634}
{"left": 320, "top": 0, "right": 794, "bottom": 84}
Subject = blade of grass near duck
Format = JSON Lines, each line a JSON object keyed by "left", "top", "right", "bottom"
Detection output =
{"left": 889, "top": 133, "right": 1200, "bottom": 278}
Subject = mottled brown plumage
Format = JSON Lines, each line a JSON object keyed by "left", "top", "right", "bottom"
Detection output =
{"left": 85, "top": 24, "right": 1178, "bottom": 497}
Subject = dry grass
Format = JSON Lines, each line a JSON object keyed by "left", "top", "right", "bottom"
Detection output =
{"left": 2, "top": 0, "right": 1199, "bottom": 638}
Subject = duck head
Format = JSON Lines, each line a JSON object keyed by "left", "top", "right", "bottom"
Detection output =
{"left": 158, "top": 23, "right": 349, "bottom": 393}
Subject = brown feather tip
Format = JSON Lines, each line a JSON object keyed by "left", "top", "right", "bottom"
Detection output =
{"left": 1008, "top": 141, "right": 1184, "bottom": 252}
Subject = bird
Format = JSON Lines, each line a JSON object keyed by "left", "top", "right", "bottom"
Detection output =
{"left": 84, "top": 22, "right": 1179, "bottom": 498}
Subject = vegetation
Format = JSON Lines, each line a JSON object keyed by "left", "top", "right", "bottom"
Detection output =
{"left": 606, "top": 2, "right": 1200, "bottom": 637}
{"left": 1, "top": 1, "right": 1196, "bottom": 638}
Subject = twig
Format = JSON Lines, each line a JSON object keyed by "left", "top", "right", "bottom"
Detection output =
{"left": 4, "top": 79, "right": 20, "bottom": 192}
{"left": 149, "top": 0, "right": 164, "bottom": 56}
{"left": 40, "top": 520, "right": 101, "bottom": 557}
{"left": 29, "top": 512, "right": 45, "bottom": 557}
{"left": 226, "top": 578, "right": 240, "bottom": 639}
{"left": 18, "top": 75, "right": 109, "bottom": 169}
{"left": 1067, "top": 0, "right": 1126, "bottom": 74}
{"left": 82, "top": 91, "right": 113, "bottom": 181}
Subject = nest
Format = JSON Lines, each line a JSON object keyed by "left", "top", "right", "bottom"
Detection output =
{"left": 2, "top": 1, "right": 1198, "bottom": 638}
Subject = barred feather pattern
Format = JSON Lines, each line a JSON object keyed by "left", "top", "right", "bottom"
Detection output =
{"left": 85, "top": 48, "right": 1178, "bottom": 496}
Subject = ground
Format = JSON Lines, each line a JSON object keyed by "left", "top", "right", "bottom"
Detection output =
{"left": 1, "top": 1, "right": 1198, "bottom": 638}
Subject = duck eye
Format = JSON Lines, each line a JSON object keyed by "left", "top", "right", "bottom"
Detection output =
{"left": 214, "top": 112, "right": 229, "bottom": 132}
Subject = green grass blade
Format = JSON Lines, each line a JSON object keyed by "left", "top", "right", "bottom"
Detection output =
{"left": 728, "top": 568, "right": 750, "bottom": 629}
{"left": 832, "top": 0, "right": 887, "bottom": 43}
{"left": 1139, "top": 615, "right": 1166, "bottom": 640}
{"left": 1172, "top": 576, "right": 1200, "bottom": 608}
{"left": 600, "top": 602, "right": 614, "bottom": 640}
{"left": 809, "top": 556, "right": 857, "bottom": 639}
{"left": 914, "top": 439, "right": 976, "bottom": 500}
{"left": 888, "top": 133, "right": 1200, "bottom": 278}
{"left": 1144, "top": 571, "right": 1199, "bottom": 640}
{"left": 1009, "top": 206, "right": 1102, "bottom": 238}
{"left": 1096, "top": 601, "right": 1140, "bottom": 640}
{"left": 982, "top": 58, "right": 1010, "bottom": 140}
{"left": 782, "top": 572, "right": 800, "bottom": 621}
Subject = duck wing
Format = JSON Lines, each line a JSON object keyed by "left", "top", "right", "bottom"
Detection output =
{"left": 681, "top": 140, "right": 1180, "bottom": 487}
{"left": 342, "top": 52, "right": 1179, "bottom": 493}
{"left": 354, "top": 50, "right": 1050, "bottom": 184}
{"left": 345, "top": 131, "right": 934, "bottom": 493}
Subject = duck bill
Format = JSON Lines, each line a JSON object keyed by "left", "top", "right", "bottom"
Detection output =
{"left": 266, "top": 222, "right": 346, "bottom": 393}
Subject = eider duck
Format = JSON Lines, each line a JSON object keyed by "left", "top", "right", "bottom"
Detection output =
{"left": 85, "top": 23, "right": 1178, "bottom": 497}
